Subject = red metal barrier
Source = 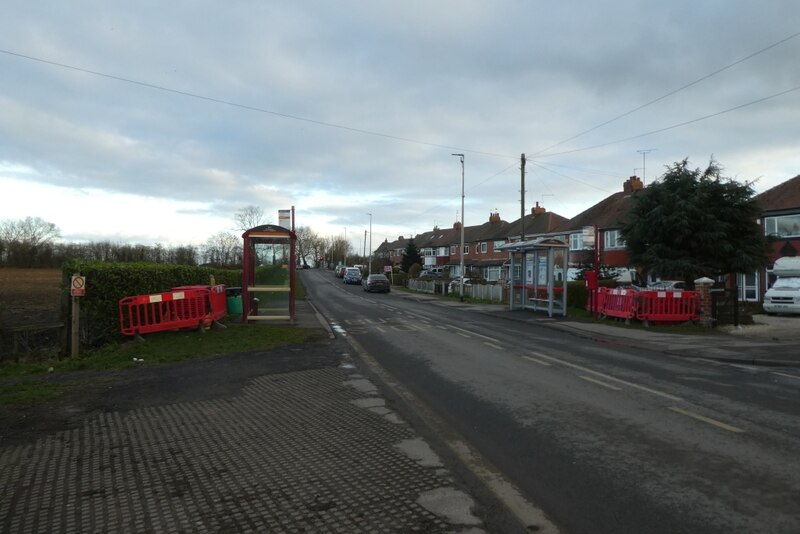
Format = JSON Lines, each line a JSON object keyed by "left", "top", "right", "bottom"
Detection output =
{"left": 119, "top": 288, "right": 210, "bottom": 337}
{"left": 636, "top": 290, "right": 698, "bottom": 324}
{"left": 601, "top": 288, "right": 638, "bottom": 320}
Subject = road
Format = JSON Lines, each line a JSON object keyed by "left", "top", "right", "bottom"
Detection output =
{"left": 302, "top": 269, "right": 800, "bottom": 533}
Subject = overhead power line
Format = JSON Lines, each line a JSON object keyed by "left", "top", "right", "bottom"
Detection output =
{"left": 531, "top": 29, "right": 800, "bottom": 157}
{"left": 538, "top": 83, "right": 800, "bottom": 158}
{"left": 0, "top": 48, "right": 516, "bottom": 161}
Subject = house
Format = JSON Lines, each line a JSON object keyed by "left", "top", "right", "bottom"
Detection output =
{"left": 755, "top": 174, "right": 800, "bottom": 301}
{"left": 551, "top": 176, "right": 644, "bottom": 275}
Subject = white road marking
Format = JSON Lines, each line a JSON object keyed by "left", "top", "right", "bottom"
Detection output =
{"left": 483, "top": 342, "right": 504, "bottom": 350}
{"left": 528, "top": 350, "right": 682, "bottom": 401}
{"left": 771, "top": 371, "right": 800, "bottom": 381}
{"left": 522, "top": 355, "right": 552, "bottom": 366}
{"left": 578, "top": 375, "right": 621, "bottom": 391}
{"left": 668, "top": 406, "right": 744, "bottom": 433}
{"left": 450, "top": 325, "right": 503, "bottom": 344}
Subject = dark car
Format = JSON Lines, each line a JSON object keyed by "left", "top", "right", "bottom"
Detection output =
{"left": 343, "top": 267, "right": 362, "bottom": 284}
{"left": 362, "top": 274, "right": 391, "bottom": 293}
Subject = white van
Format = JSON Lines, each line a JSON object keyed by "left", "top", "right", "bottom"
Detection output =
{"left": 763, "top": 257, "right": 800, "bottom": 315}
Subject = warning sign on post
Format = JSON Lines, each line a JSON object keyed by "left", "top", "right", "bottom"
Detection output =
{"left": 70, "top": 275, "right": 86, "bottom": 297}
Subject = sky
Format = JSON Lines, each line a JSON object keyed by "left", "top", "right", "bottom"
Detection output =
{"left": 2, "top": 1, "right": 799, "bottom": 253}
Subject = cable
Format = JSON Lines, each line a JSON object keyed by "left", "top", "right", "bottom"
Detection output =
{"left": 531, "top": 29, "right": 800, "bottom": 157}
{"left": 538, "top": 83, "right": 800, "bottom": 158}
{"left": 0, "top": 48, "right": 517, "bottom": 160}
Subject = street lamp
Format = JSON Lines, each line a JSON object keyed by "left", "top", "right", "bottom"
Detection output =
{"left": 366, "top": 213, "right": 373, "bottom": 276}
{"left": 452, "top": 153, "right": 465, "bottom": 302}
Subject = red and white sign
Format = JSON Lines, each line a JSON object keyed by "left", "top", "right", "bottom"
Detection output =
{"left": 70, "top": 275, "right": 86, "bottom": 297}
{"left": 383, "top": 265, "right": 392, "bottom": 273}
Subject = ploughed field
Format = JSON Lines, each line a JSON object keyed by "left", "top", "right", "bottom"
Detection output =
{"left": 0, "top": 268, "right": 63, "bottom": 327}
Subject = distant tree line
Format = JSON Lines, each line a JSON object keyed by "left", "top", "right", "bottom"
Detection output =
{"left": 0, "top": 214, "right": 332, "bottom": 270}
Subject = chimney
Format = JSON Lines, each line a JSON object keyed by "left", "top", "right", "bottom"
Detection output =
{"left": 489, "top": 212, "right": 501, "bottom": 223}
{"left": 453, "top": 221, "right": 462, "bottom": 230}
{"left": 531, "top": 202, "right": 546, "bottom": 215}
{"left": 624, "top": 175, "right": 644, "bottom": 193}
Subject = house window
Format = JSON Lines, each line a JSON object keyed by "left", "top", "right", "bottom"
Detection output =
{"left": 569, "top": 233, "right": 584, "bottom": 251}
{"left": 765, "top": 214, "right": 800, "bottom": 237}
{"left": 480, "top": 242, "right": 488, "bottom": 253}
{"left": 463, "top": 244, "right": 469, "bottom": 255}
{"left": 494, "top": 240, "right": 505, "bottom": 250}
{"left": 604, "top": 229, "right": 624, "bottom": 249}
{"left": 450, "top": 245, "right": 457, "bottom": 255}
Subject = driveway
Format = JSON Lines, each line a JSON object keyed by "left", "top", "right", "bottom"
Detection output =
{"left": 720, "top": 313, "right": 800, "bottom": 341}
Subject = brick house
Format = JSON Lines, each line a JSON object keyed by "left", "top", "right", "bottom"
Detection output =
{"left": 551, "top": 176, "right": 644, "bottom": 276}
{"left": 755, "top": 174, "right": 800, "bottom": 301}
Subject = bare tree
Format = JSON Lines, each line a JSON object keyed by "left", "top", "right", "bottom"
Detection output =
{"left": 0, "top": 216, "right": 61, "bottom": 266}
{"left": 295, "top": 226, "right": 321, "bottom": 266}
{"left": 202, "top": 232, "right": 242, "bottom": 266}
{"left": 234, "top": 205, "right": 268, "bottom": 232}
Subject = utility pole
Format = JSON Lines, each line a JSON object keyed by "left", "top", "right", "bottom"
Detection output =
{"left": 363, "top": 230, "right": 367, "bottom": 261}
{"left": 452, "top": 154, "right": 465, "bottom": 302}
{"left": 367, "top": 213, "right": 373, "bottom": 276}
{"left": 520, "top": 153, "right": 526, "bottom": 242}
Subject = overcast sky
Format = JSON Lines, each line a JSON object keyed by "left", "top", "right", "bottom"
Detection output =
{"left": 2, "top": 1, "right": 799, "bottom": 252}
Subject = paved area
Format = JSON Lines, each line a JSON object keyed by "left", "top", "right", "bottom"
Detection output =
{"left": 2, "top": 291, "right": 797, "bottom": 534}
{"left": 0, "top": 302, "right": 493, "bottom": 533}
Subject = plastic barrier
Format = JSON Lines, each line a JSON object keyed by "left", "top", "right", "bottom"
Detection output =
{"left": 601, "top": 288, "right": 638, "bottom": 320}
{"left": 586, "top": 288, "right": 607, "bottom": 314}
{"left": 172, "top": 284, "right": 227, "bottom": 322}
{"left": 637, "top": 290, "right": 698, "bottom": 324}
{"left": 119, "top": 288, "right": 210, "bottom": 337}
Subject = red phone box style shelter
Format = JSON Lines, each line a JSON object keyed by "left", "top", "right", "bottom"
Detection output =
{"left": 241, "top": 224, "right": 296, "bottom": 323}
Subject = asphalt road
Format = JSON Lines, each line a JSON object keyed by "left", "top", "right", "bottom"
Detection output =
{"left": 304, "top": 269, "right": 800, "bottom": 534}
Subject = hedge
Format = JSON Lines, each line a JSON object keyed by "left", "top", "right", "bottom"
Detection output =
{"left": 62, "top": 261, "right": 242, "bottom": 345}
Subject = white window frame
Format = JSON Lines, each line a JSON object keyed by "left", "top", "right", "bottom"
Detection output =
{"left": 603, "top": 229, "right": 624, "bottom": 249}
{"left": 764, "top": 214, "right": 800, "bottom": 237}
{"left": 569, "top": 233, "right": 584, "bottom": 251}
{"left": 480, "top": 242, "right": 488, "bottom": 253}
{"left": 463, "top": 244, "right": 469, "bottom": 255}
{"left": 493, "top": 240, "right": 505, "bottom": 250}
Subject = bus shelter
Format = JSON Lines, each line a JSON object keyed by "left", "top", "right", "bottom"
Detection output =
{"left": 242, "top": 224, "right": 296, "bottom": 323}
{"left": 497, "top": 237, "right": 569, "bottom": 317}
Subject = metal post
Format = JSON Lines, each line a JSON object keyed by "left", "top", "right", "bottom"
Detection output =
{"left": 452, "top": 154, "right": 465, "bottom": 302}
{"left": 367, "top": 213, "right": 372, "bottom": 276}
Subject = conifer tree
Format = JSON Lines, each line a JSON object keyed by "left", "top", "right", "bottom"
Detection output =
{"left": 400, "top": 239, "right": 422, "bottom": 273}
{"left": 620, "top": 159, "right": 771, "bottom": 282}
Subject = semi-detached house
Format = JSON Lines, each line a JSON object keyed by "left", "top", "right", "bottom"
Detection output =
{"left": 755, "top": 174, "right": 800, "bottom": 301}
{"left": 375, "top": 172, "right": 800, "bottom": 303}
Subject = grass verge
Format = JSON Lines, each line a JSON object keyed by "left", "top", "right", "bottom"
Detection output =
{"left": 0, "top": 322, "right": 325, "bottom": 407}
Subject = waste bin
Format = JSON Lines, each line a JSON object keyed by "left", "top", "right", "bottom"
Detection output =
{"left": 225, "top": 287, "right": 243, "bottom": 315}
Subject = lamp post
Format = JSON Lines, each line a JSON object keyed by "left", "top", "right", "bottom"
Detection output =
{"left": 343, "top": 227, "right": 347, "bottom": 267}
{"left": 452, "top": 153, "right": 465, "bottom": 302}
{"left": 367, "top": 213, "right": 372, "bottom": 276}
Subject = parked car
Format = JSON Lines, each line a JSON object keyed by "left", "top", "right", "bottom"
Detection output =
{"left": 418, "top": 270, "right": 441, "bottom": 280}
{"left": 646, "top": 280, "right": 686, "bottom": 290}
{"left": 448, "top": 277, "right": 474, "bottom": 293}
{"left": 336, "top": 266, "right": 346, "bottom": 278}
{"left": 343, "top": 267, "right": 362, "bottom": 284}
{"left": 362, "top": 274, "right": 391, "bottom": 293}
